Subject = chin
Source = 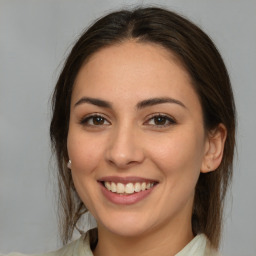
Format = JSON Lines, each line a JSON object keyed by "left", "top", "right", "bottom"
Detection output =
{"left": 105, "top": 224, "right": 150, "bottom": 238}
{"left": 97, "top": 212, "right": 155, "bottom": 238}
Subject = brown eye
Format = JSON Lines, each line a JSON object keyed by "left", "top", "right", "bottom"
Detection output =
{"left": 154, "top": 116, "right": 168, "bottom": 125}
{"left": 146, "top": 114, "right": 176, "bottom": 127}
{"left": 80, "top": 114, "right": 110, "bottom": 126}
{"left": 92, "top": 116, "right": 105, "bottom": 125}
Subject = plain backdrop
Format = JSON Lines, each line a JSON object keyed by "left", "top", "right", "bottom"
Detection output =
{"left": 0, "top": 0, "right": 255, "bottom": 255}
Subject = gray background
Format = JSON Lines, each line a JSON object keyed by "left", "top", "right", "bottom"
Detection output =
{"left": 0, "top": 0, "right": 255, "bottom": 255}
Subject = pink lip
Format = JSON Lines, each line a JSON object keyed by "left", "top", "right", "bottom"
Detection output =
{"left": 98, "top": 177, "right": 158, "bottom": 205}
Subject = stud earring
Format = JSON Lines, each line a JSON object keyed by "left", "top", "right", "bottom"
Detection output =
{"left": 67, "top": 160, "right": 72, "bottom": 169}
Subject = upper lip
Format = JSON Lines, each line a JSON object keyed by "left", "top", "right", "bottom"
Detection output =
{"left": 98, "top": 176, "right": 158, "bottom": 184}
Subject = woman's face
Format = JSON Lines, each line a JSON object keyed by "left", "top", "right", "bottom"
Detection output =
{"left": 67, "top": 41, "right": 210, "bottom": 238}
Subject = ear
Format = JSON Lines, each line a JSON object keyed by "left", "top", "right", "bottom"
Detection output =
{"left": 201, "top": 123, "right": 227, "bottom": 173}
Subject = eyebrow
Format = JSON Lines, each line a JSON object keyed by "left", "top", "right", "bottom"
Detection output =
{"left": 136, "top": 97, "right": 186, "bottom": 109}
{"left": 74, "top": 96, "right": 186, "bottom": 109}
{"left": 74, "top": 97, "right": 112, "bottom": 108}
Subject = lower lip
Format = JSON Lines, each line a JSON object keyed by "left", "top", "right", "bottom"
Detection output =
{"left": 100, "top": 183, "right": 155, "bottom": 205}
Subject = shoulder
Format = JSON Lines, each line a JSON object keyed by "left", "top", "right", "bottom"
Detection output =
{"left": 0, "top": 233, "right": 93, "bottom": 256}
{"left": 175, "top": 234, "right": 221, "bottom": 256}
{"left": 204, "top": 239, "right": 221, "bottom": 256}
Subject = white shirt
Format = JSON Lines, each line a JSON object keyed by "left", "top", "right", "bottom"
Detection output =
{"left": 1, "top": 232, "right": 219, "bottom": 256}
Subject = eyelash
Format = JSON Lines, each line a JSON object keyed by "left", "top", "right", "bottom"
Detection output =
{"left": 79, "top": 113, "right": 110, "bottom": 127}
{"left": 79, "top": 113, "right": 176, "bottom": 128}
{"left": 144, "top": 113, "right": 176, "bottom": 127}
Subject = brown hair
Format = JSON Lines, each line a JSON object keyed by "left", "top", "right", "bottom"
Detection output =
{"left": 50, "top": 7, "right": 236, "bottom": 249}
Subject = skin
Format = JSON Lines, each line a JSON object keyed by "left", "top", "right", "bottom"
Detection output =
{"left": 67, "top": 41, "right": 226, "bottom": 256}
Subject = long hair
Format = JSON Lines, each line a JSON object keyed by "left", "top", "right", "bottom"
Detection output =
{"left": 50, "top": 7, "right": 236, "bottom": 248}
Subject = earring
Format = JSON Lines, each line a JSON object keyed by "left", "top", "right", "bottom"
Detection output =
{"left": 67, "top": 160, "right": 72, "bottom": 169}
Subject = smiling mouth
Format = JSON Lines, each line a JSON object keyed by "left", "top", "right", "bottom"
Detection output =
{"left": 102, "top": 181, "right": 158, "bottom": 195}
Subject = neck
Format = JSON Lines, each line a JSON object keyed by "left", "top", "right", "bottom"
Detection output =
{"left": 93, "top": 219, "right": 194, "bottom": 256}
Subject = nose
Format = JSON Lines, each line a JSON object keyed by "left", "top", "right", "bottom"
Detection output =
{"left": 105, "top": 125, "right": 145, "bottom": 169}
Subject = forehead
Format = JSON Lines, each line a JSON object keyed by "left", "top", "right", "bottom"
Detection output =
{"left": 72, "top": 41, "right": 200, "bottom": 109}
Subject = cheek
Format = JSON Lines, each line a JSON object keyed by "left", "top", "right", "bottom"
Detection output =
{"left": 146, "top": 128, "right": 205, "bottom": 179}
{"left": 146, "top": 130, "right": 205, "bottom": 215}
{"left": 67, "top": 131, "right": 105, "bottom": 175}
{"left": 67, "top": 131, "right": 106, "bottom": 211}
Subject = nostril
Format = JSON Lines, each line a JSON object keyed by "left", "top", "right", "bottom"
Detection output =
{"left": 105, "top": 134, "right": 145, "bottom": 168}
{"left": 106, "top": 157, "right": 141, "bottom": 169}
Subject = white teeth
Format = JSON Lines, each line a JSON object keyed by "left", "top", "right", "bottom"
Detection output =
{"left": 105, "top": 182, "right": 111, "bottom": 190}
{"left": 111, "top": 182, "right": 117, "bottom": 192}
{"left": 141, "top": 182, "right": 146, "bottom": 191}
{"left": 134, "top": 182, "right": 141, "bottom": 192}
{"left": 104, "top": 181, "right": 155, "bottom": 194}
{"left": 116, "top": 183, "right": 125, "bottom": 193}
{"left": 125, "top": 183, "right": 135, "bottom": 194}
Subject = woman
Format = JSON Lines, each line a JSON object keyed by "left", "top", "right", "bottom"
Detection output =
{"left": 4, "top": 6, "right": 236, "bottom": 256}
